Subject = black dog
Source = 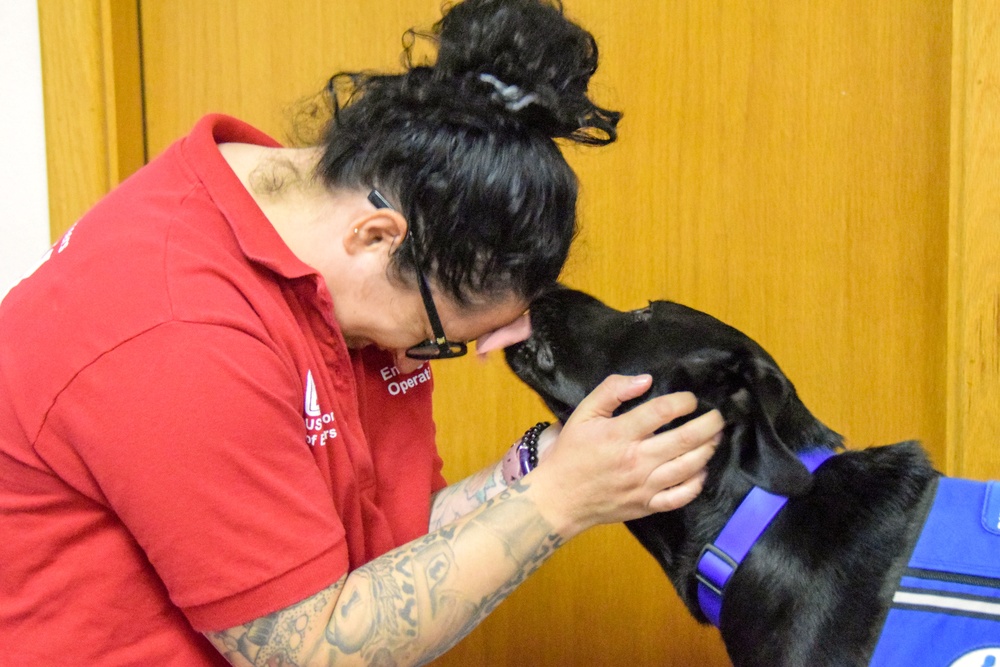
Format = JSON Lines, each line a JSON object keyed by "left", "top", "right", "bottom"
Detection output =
{"left": 505, "top": 286, "right": 1000, "bottom": 666}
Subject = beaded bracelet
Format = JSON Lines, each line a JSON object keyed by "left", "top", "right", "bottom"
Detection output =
{"left": 501, "top": 421, "right": 552, "bottom": 484}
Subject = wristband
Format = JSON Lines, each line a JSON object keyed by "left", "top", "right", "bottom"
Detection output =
{"left": 501, "top": 421, "right": 551, "bottom": 484}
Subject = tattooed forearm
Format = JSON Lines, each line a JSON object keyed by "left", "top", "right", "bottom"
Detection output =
{"left": 443, "top": 496, "right": 564, "bottom": 653}
{"left": 206, "top": 481, "right": 562, "bottom": 667}
{"left": 207, "top": 585, "right": 338, "bottom": 666}
{"left": 428, "top": 462, "right": 505, "bottom": 531}
{"left": 337, "top": 483, "right": 563, "bottom": 666}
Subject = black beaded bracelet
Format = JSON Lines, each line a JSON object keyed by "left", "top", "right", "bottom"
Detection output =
{"left": 517, "top": 421, "right": 551, "bottom": 477}
{"left": 501, "top": 421, "right": 552, "bottom": 484}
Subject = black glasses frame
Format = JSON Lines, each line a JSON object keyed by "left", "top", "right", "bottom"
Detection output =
{"left": 367, "top": 190, "right": 468, "bottom": 360}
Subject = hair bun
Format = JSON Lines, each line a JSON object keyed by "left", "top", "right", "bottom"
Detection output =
{"left": 430, "top": 0, "right": 621, "bottom": 145}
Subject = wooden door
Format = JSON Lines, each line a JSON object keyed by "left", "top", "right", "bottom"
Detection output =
{"left": 37, "top": 1, "right": 998, "bottom": 665}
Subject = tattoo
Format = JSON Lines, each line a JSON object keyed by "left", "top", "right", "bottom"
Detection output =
{"left": 428, "top": 463, "right": 505, "bottom": 531}
{"left": 207, "top": 482, "right": 562, "bottom": 667}
{"left": 208, "top": 585, "right": 337, "bottom": 666}
{"left": 451, "top": 486, "right": 564, "bottom": 642}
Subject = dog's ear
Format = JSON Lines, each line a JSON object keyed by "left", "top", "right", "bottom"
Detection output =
{"left": 725, "top": 354, "right": 813, "bottom": 496}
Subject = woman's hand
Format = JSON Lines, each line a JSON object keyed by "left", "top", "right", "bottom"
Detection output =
{"left": 525, "top": 374, "right": 723, "bottom": 539}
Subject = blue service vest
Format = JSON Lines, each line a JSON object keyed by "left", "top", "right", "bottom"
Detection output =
{"left": 869, "top": 478, "right": 1000, "bottom": 666}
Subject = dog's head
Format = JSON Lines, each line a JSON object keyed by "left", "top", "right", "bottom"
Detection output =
{"left": 505, "top": 286, "right": 842, "bottom": 496}
{"left": 505, "top": 287, "right": 843, "bottom": 611}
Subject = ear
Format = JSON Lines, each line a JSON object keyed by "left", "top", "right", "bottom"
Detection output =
{"left": 724, "top": 354, "right": 813, "bottom": 496}
{"left": 343, "top": 207, "right": 407, "bottom": 257}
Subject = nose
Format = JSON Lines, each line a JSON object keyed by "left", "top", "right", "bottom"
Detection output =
{"left": 393, "top": 351, "right": 427, "bottom": 376}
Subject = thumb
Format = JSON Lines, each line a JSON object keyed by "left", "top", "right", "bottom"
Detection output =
{"left": 574, "top": 374, "right": 653, "bottom": 420}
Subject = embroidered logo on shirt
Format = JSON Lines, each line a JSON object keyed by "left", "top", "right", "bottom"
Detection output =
{"left": 8, "top": 222, "right": 78, "bottom": 293}
{"left": 304, "top": 370, "right": 321, "bottom": 417}
{"left": 380, "top": 364, "right": 431, "bottom": 396}
{"left": 57, "top": 223, "right": 77, "bottom": 253}
{"left": 303, "top": 369, "right": 337, "bottom": 446}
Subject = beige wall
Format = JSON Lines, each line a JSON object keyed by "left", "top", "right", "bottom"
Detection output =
{"left": 38, "top": 1, "right": 999, "bottom": 665}
{"left": 0, "top": 1, "right": 50, "bottom": 298}
{"left": 37, "top": 0, "right": 144, "bottom": 240}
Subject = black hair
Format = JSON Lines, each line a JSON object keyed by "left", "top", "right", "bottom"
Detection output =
{"left": 316, "top": 0, "right": 621, "bottom": 305}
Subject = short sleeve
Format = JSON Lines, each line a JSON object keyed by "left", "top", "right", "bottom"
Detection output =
{"left": 34, "top": 321, "right": 348, "bottom": 630}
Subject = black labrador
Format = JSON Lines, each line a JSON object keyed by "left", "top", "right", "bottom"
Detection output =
{"left": 504, "top": 286, "right": 999, "bottom": 667}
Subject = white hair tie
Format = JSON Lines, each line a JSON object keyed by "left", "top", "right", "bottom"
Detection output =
{"left": 478, "top": 73, "right": 539, "bottom": 112}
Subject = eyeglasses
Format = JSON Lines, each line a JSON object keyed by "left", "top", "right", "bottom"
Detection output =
{"left": 367, "top": 190, "right": 468, "bottom": 360}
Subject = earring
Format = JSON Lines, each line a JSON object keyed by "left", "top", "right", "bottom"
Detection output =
{"left": 353, "top": 228, "right": 359, "bottom": 234}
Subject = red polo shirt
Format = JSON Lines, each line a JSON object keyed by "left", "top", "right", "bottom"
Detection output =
{"left": 0, "top": 115, "right": 446, "bottom": 665}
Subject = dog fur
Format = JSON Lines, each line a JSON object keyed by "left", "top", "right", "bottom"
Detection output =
{"left": 504, "top": 286, "right": 940, "bottom": 666}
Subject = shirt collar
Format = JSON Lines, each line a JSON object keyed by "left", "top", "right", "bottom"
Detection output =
{"left": 180, "top": 114, "right": 319, "bottom": 282}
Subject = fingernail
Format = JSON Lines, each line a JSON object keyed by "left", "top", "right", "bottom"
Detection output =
{"left": 631, "top": 374, "right": 652, "bottom": 384}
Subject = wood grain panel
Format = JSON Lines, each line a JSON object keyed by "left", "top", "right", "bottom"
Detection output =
{"left": 947, "top": 0, "right": 1000, "bottom": 479}
{"left": 38, "top": 0, "right": 143, "bottom": 239}
{"left": 38, "top": 0, "right": 106, "bottom": 239}
{"left": 140, "top": 0, "right": 441, "bottom": 157}
{"left": 557, "top": 0, "right": 951, "bottom": 458}
{"left": 101, "top": 0, "right": 145, "bottom": 184}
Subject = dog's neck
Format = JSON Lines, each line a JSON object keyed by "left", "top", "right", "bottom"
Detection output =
{"left": 660, "top": 442, "right": 937, "bottom": 665}
{"left": 695, "top": 448, "right": 837, "bottom": 627}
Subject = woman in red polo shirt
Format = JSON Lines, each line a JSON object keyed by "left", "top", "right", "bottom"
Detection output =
{"left": 0, "top": 0, "right": 722, "bottom": 665}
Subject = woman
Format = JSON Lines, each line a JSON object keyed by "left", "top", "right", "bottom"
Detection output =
{"left": 0, "top": 1, "right": 722, "bottom": 665}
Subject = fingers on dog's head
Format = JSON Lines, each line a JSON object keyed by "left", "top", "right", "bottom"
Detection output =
{"left": 621, "top": 390, "right": 700, "bottom": 438}
{"left": 606, "top": 373, "right": 653, "bottom": 401}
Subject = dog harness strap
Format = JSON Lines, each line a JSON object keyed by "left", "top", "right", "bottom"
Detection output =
{"left": 696, "top": 449, "right": 835, "bottom": 627}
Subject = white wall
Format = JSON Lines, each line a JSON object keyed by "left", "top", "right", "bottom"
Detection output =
{"left": 0, "top": 1, "right": 52, "bottom": 300}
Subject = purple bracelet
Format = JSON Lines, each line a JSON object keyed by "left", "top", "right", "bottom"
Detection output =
{"left": 501, "top": 422, "right": 551, "bottom": 484}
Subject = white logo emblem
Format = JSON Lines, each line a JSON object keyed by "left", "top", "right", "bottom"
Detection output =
{"left": 948, "top": 648, "right": 1000, "bottom": 667}
{"left": 304, "top": 370, "right": 321, "bottom": 417}
{"left": 7, "top": 222, "right": 79, "bottom": 295}
{"left": 303, "top": 370, "right": 337, "bottom": 446}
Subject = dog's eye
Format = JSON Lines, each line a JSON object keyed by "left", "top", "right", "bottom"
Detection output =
{"left": 537, "top": 342, "right": 556, "bottom": 372}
